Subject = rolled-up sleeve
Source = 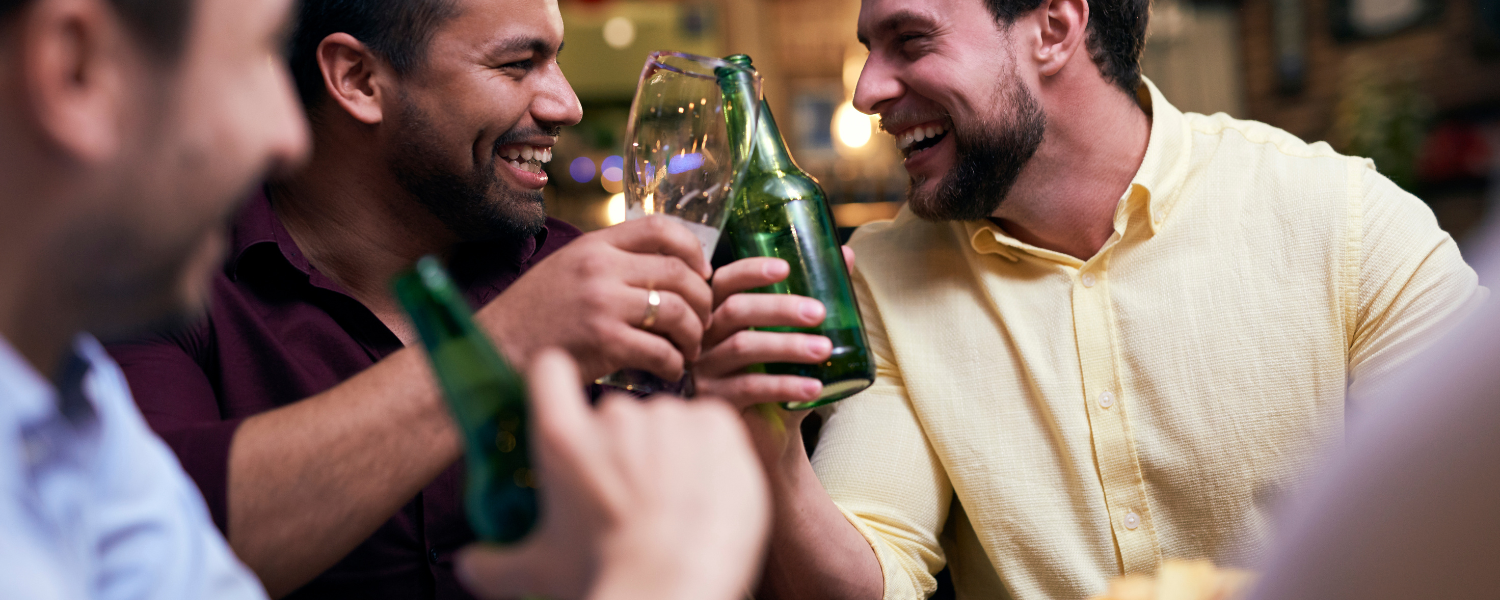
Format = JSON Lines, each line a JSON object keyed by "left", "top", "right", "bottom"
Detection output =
{"left": 108, "top": 329, "right": 244, "bottom": 533}
{"left": 812, "top": 266, "right": 953, "bottom": 600}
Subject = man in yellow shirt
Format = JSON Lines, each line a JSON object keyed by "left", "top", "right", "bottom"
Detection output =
{"left": 737, "top": 0, "right": 1483, "bottom": 598}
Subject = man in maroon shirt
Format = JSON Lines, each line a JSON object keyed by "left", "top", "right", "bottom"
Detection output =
{"left": 106, "top": 0, "right": 830, "bottom": 598}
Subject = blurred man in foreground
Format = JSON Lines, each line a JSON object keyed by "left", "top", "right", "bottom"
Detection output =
{"left": 736, "top": 0, "right": 1483, "bottom": 598}
{"left": 0, "top": 0, "right": 772, "bottom": 598}
{"left": 0, "top": 0, "right": 306, "bottom": 595}
{"left": 105, "top": 0, "right": 818, "bottom": 596}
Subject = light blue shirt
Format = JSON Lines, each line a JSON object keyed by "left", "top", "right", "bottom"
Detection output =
{"left": 0, "top": 334, "right": 266, "bottom": 600}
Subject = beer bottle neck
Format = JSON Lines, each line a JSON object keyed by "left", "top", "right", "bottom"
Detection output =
{"left": 750, "top": 99, "right": 800, "bottom": 175}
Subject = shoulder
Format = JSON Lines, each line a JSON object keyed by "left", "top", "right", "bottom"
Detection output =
{"left": 1172, "top": 110, "right": 1381, "bottom": 226}
{"left": 1184, "top": 111, "right": 1352, "bottom": 163}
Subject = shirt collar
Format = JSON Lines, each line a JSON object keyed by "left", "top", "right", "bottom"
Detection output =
{"left": 966, "top": 76, "right": 1192, "bottom": 262}
{"left": 0, "top": 334, "right": 102, "bottom": 433}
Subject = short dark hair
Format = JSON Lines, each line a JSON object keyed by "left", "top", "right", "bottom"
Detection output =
{"left": 1, "top": 0, "right": 193, "bottom": 59}
{"left": 288, "top": 0, "right": 459, "bottom": 110}
{"left": 983, "top": 0, "right": 1148, "bottom": 95}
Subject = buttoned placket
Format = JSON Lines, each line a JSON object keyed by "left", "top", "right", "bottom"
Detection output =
{"left": 1067, "top": 188, "right": 1162, "bottom": 575}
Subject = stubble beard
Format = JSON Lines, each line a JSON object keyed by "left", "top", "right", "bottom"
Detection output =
{"left": 906, "top": 61, "right": 1046, "bottom": 222}
{"left": 389, "top": 96, "right": 550, "bottom": 243}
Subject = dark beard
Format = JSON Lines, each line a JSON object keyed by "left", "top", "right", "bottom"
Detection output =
{"left": 388, "top": 98, "right": 550, "bottom": 243}
{"left": 908, "top": 70, "right": 1046, "bottom": 222}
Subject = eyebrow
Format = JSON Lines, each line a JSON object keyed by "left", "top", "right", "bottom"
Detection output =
{"left": 857, "top": 9, "right": 941, "bottom": 48}
{"left": 483, "top": 35, "right": 560, "bottom": 59}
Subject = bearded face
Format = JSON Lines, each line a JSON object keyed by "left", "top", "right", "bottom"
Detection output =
{"left": 902, "top": 64, "right": 1045, "bottom": 221}
{"left": 388, "top": 95, "right": 552, "bottom": 243}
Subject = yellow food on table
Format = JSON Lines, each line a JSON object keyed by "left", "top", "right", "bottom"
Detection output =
{"left": 1090, "top": 560, "right": 1256, "bottom": 600}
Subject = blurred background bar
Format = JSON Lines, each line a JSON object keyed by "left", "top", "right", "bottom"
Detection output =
{"left": 548, "top": 0, "right": 1500, "bottom": 246}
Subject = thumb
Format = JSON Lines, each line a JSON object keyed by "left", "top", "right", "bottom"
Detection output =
{"left": 454, "top": 544, "right": 543, "bottom": 599}
{"left": 527, "top": 348, "right": 592, "bottom": 458}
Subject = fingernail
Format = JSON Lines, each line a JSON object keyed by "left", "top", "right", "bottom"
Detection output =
{"left": 802, "top": 379, "right": 823, "bottom": 398}
{"left": 807, "top": 336, "right": 832, "bottom": 356}
{"left": 763, "top": 259, "right": 789, "bottom": 279}
{"left": 800, "top": 301, "right": 826, "bottom": 322}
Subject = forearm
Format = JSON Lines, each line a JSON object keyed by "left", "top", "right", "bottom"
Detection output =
{"left": 757, "top": 433, "right": 883, "bottom": 600}
{"left": 226, "top": 348, "right": 464, "bottom": 597}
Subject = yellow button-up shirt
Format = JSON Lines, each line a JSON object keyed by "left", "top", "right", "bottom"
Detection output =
{"left": 819, "top": 79, "right": 1481, "bottom": 600}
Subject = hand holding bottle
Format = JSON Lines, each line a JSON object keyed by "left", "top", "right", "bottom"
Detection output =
{"left": 456, "top": 349, "right": 770, "bottom": 600}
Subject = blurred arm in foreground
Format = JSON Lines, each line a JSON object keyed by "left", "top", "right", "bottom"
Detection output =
{"left": 1247, "top": 266, "right": 1500, "bottom": 599}
{"left": 457, "top": 349, "right": 771, "bottom": 600}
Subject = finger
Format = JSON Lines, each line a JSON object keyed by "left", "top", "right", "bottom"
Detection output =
{"left": 601, "top": 324, "right": 687, "bottom": 381}
{"left": 697, "top": 330, "right": 832, "bottom": 378}
{"left": 695, "top": 373, "right": 824, "bottom": 410}
{"left": 842, "top": 245, "right": 855, "bottom": 275}
{"left": 636, "top": 289, "right": 706, "bottom": 362}
{"left": 705, "top": 294, "right": 824, "bottom": 348}
{"left": 613, "top": 254, "right": 714, "bottom": 325}
{"left": 597, "top": 215, "right": 712, "bottom": 278}
{"left": 712, "top": 257, "right": 790, "bottom": 305}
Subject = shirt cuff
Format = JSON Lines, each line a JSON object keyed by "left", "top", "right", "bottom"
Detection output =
{"left": 154, "top": 417, "right": 247, "bottom": 534}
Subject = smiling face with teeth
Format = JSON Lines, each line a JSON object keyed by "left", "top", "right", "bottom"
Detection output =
{"left": 856, "top": 0, "right": 1047, "bottom": 221}
{"left": 381, "top": 0, "right": 581, "bottom": 242}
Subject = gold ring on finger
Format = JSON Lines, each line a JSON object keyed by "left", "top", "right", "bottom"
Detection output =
{"left": 641, "top": 288, "right": 661, "bottom": 329}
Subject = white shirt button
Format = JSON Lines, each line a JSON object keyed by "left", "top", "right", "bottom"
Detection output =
{"left": 1081, "top": 273, "right": 1096, "bottom": 288}
{"left": 1124, "top": 510, "right": 1140, "bottom": 530}
{"left": 1099, "top": 391, "right": 1115, "bottom": 409}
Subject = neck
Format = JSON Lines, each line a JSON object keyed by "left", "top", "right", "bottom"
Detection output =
{"left": 992, "top": 77, "right": 1151, "bottom": 261}
{"left": 271, "top": 125, "right": 459, "bottom": 321}
{"left": 0, "top": 176, "right": 93, "bottom": 378}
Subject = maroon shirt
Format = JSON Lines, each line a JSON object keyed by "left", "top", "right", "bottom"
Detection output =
{"left": 107, "top": 191, "right": 581, "bottom": 599}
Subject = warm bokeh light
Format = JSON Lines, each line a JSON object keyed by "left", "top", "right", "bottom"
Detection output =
{"left": 603, "top": 16, "right": 635, "bottom": 49}
{"left": 834, "top": 101, "right": 873, "bottom": 149}
{"left": 605, "top": 193, "right": 627, "bottom": 225}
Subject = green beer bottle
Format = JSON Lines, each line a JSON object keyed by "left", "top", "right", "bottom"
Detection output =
{"left": 720, "top": 54, "right": 875, "bottom": 410}
{"left": 393, "top": 256, "right": 536, "bottom": 543}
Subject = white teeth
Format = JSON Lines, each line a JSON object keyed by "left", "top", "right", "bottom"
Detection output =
{"left": 541, "top": 148, "right": 551, "bottom": 163}
{"left": 505, "top": 147, "right": 519, "bottom": 160}
{"left": 894, "top": 122, "right": 950, "bottom": 153}
{"left": 521, "top": 147, "right": 534, "bottom": 161}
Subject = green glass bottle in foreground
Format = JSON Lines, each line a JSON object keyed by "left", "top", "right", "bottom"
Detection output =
{"left": 393, "top": 256, "right": 536, "bottom": 543}
{"left": 720, "top": 54, "right": 874, "bottom": 411}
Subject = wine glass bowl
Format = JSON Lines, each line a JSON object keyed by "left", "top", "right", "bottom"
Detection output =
{"left": 597, "top": 51, "right": 762, "bottom": 395}
{"left": 623, "top": 51, "right": 760, "bottom": 261}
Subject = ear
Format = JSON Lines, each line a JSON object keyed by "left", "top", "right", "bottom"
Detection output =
{"left": 20, "top": 0, "right": 130, "bottom": 164}
{"left": 1033, "top": 0, "right": 1089, "bottom": 78}
{"left": 316, "top": 32, "right": 388, "bottom": 125}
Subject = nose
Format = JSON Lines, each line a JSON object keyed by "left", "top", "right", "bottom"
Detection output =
{"left": 852, "top": 53, "right": 903, "bottom": 116}
{"left": 534, "top": 62, "right": 583, "bottom": 129}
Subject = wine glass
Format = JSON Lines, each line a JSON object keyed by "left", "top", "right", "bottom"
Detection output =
{"left": 597, "top": 51, "right": 762, "bottom": 395}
